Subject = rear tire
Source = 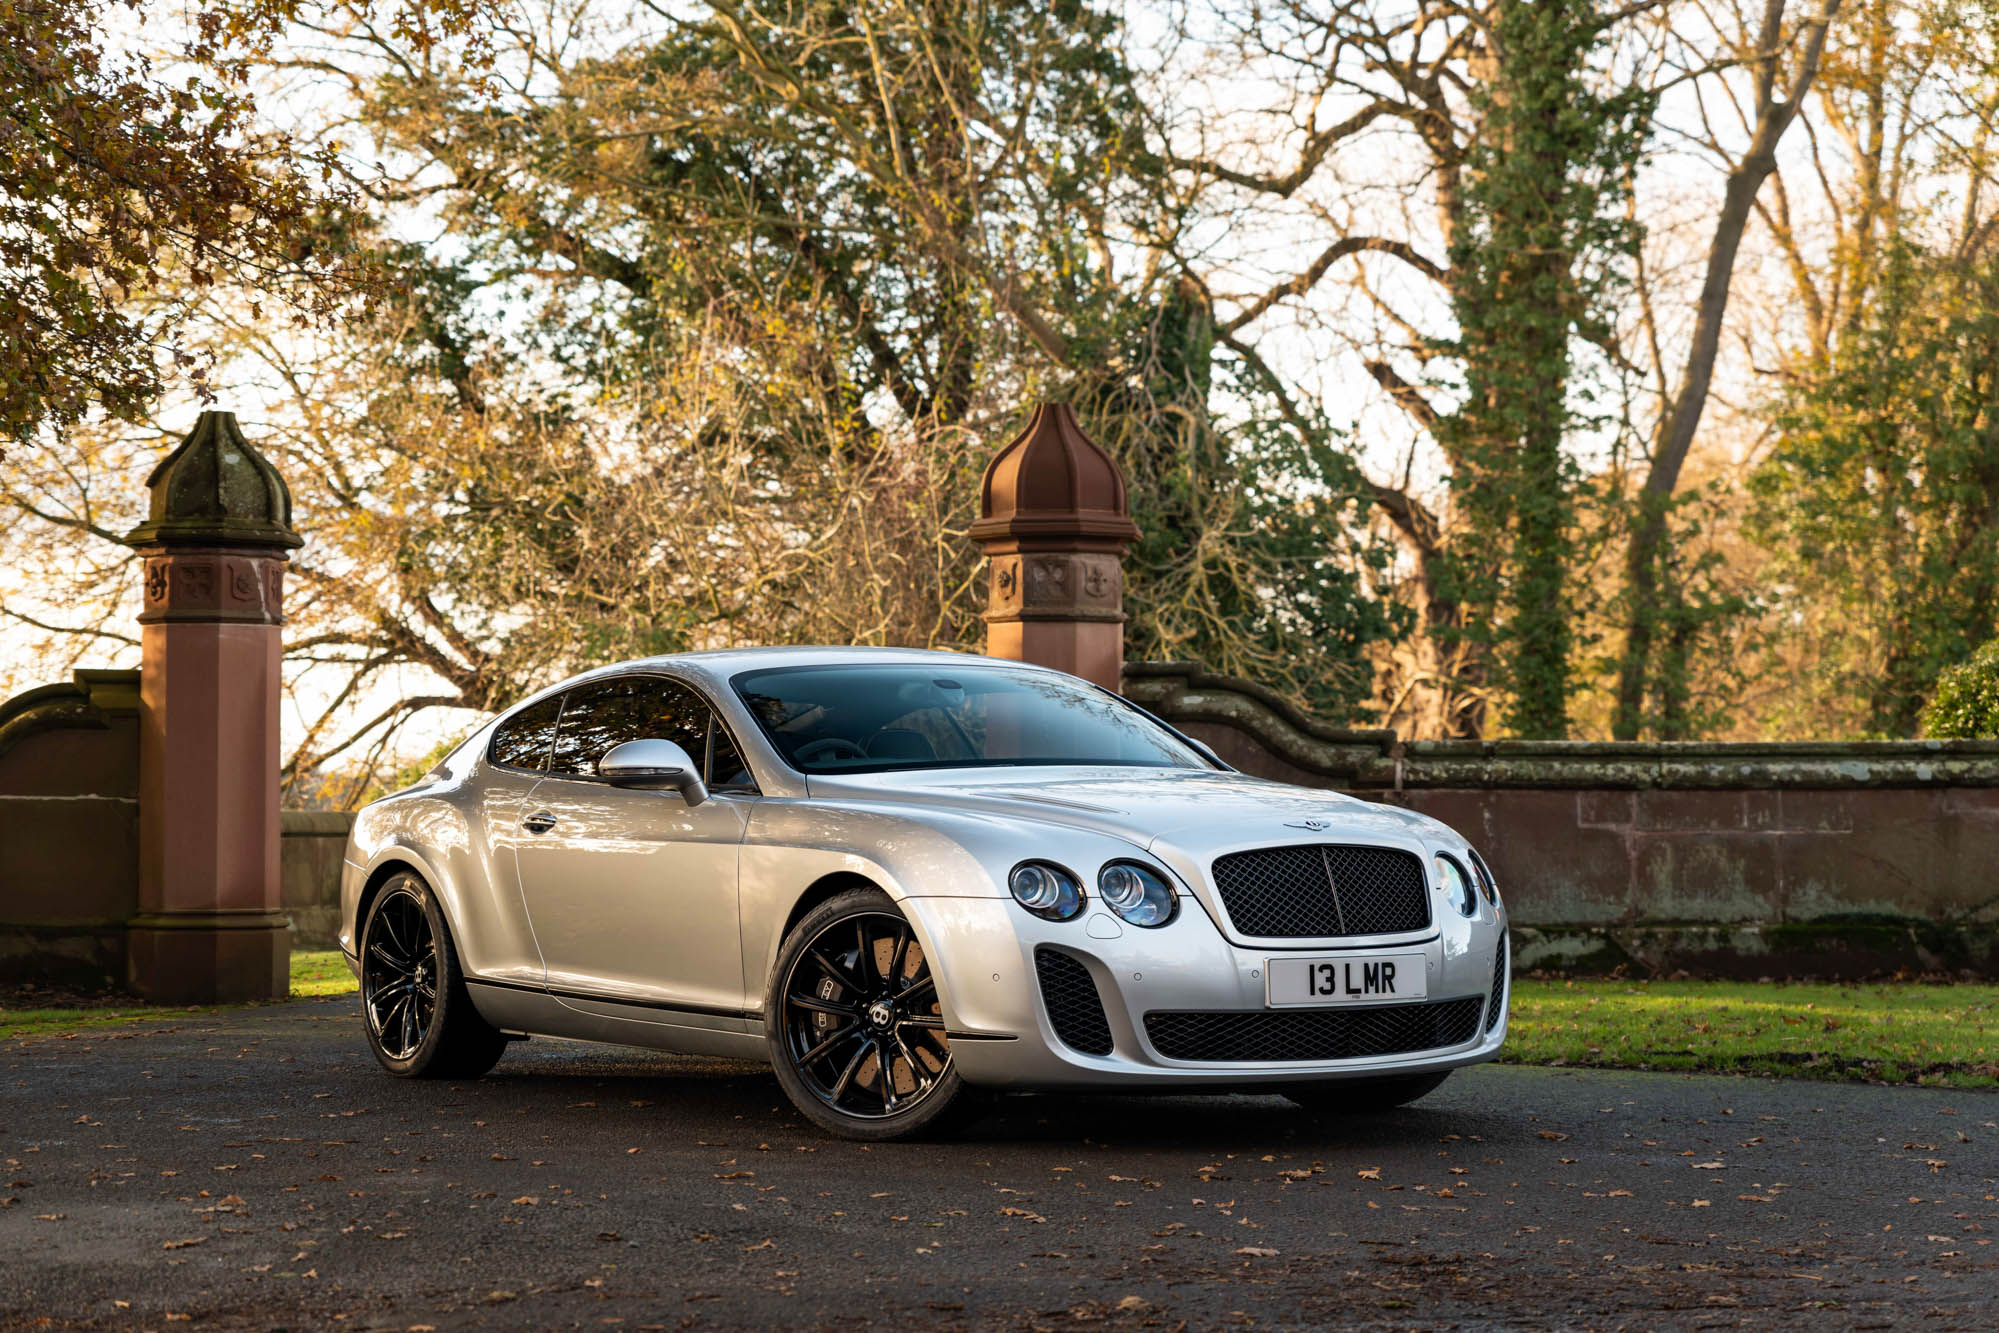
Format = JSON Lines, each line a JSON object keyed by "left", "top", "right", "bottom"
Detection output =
{"left": 359, "top": 871, "right": 506, "bottom": 1080}
{"left": 764, "top": 887, "right": 978, "bottom": 1141}
{"left": 1283, "top": 1070, "right": 1450, "bottom": 1114}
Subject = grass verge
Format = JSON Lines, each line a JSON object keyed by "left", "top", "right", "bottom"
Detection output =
{"left": 1502, "top": 978, "right": 1999, "bottom": 1090}
{"left": 10, "top": 960, "right": 1998, "bottom": 1089}
{"left": 290, "top": 948, "right": 358, "bottom": 998}
{"left": 2, "top": 950, "right": 355, "bottom": 1040}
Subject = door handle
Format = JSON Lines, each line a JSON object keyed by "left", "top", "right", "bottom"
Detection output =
{"left": 521, "top": 811, "right": 558, "bottom": 834}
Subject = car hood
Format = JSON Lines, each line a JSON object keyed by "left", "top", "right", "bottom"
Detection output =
{"left": 804, "top": 765, "right": 1447, "bottom": 880}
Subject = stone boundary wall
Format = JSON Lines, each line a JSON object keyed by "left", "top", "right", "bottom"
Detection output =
{"left": 11, "top": 661, "right": 1999, "bottom": 983}
{"left": 1125, "top": 662, "right": 1999, "bottom": 979}
{"left": 0, "top": 670, "right": 143, "bottom": 986}
{"left": 1, "top": 671, "right": 351, "bottom": 984}
{"left": 280, "top": 811, "right": 351, "bottom": 950}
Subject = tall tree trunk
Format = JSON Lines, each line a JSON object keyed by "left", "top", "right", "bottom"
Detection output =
{"left": 1509, "top": 386, "right": 1571, "bottom": 735}
{"left": 1613, "top": 0, "right": 1842, "bottom": 740}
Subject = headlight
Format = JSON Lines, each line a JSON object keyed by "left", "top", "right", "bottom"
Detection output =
{"left": 1096, "top": 861, "right": 1176, "bottom": 928}
{"left": 1467, "top": 847, "right": 1500, "bottom": 906}
{"left": 1434, "top": 853, "right": 1476, "bottom": 917}
{"left": 1009, "top": 861, "right": 1083, "bottom": 921}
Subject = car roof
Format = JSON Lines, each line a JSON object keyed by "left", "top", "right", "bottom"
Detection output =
{"left": 533, "top": 645, "right": 1073, "bottom": 699}
{"left": 638, "top": 645, "right": 1049, "bottom": 672}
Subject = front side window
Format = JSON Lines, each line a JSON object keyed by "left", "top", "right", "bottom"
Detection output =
{"left": 707, "top": 720, "right": 756, "bottom": 791}
{"left": 732, "top": 664, "right": 1209, "bottom": 774}
{"left": 488, "top": 695, "right": 563, "bottom": 771}
{"left": 548, "top": 675, "right": 710, "bottom": 779}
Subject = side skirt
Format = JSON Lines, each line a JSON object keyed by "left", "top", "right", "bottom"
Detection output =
{"left": 465, "top": 978, "right": 770, "bottom": 1063}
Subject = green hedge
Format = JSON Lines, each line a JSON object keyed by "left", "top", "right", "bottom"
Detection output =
{"left": 1924, "top": 638, "right": 1999, "bottom": 739}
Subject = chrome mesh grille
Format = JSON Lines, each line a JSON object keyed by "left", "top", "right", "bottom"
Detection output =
{"left": 1323, "top": 846, "right": 1431, "bottom": 934}
{"left": 1210, "top": 845, "right": 1430, "bottom": 938}
{"left": 1486, "top": 933, "right": 1509, "bottom": 1033}
{"left": 1144, "top": 997, "right": 1481, "bottom": 1064}
{"left": 1034, "top": 947, "right": 1113, "bottom": 1056}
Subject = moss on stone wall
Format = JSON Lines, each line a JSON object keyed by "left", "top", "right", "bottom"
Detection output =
{"left": 1127, "top": 661, "right": 1999, "bottom": 789}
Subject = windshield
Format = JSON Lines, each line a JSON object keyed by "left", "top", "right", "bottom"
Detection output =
{"left": 731, "top": 664, "right": 1211, "bottom": 774}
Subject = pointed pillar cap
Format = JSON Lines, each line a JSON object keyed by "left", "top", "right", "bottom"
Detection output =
{"left": 125, "top": 411, "right": 303, "bottom": 550}
{"left": 969, "top": 402, "right": 1140, "bottom": 551}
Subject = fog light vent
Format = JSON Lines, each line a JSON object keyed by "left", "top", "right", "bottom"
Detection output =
{"left": 1034, "top": 947, "right": 1113, "bottom": 1056}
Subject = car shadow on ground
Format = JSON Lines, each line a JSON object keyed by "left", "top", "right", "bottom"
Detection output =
{"left": 437, "top": 1035, "right": 1519, "bottom": 1153}
{"left": 967, "top": 1091, "right": 1490, "bottom": 1149}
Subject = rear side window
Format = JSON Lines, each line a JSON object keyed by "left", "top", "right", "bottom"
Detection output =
{"left": 548, "top": 675, "right": 710, "bottom": 779}
{"left": 488, "top": 695, "right": 562, "bottom": 771}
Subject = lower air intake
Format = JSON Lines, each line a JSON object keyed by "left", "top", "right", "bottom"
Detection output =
{"left": 1034, "top": 947, "right": 1113, "bottom": 1056}
{"left": 1144, "top": 997, "right": 1482, "bottom": 1063}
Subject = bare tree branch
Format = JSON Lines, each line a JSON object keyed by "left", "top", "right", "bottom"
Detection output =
{"left": 1221, "top": 236, "right": 1446, "bottom": 335}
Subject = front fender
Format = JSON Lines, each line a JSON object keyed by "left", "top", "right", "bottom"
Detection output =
{"left": 737, "top": 799, "right": 1184, "bottom": 1034}
{"left": 737, "top": 800, "right": 1001, "bottom": 1019}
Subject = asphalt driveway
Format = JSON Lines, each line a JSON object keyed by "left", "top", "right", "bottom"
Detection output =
{"left": 3, "top": 995, "right": 1995, "bottom": 1330}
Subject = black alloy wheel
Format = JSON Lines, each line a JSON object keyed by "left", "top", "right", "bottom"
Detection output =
{"left": 363, "top": 886, "right": 437, "bottom": 1060}
{"left": 358, "top": 872, "right": 507, "bottom": 1079}
{"left": 767, "top": 889, "right": 974, "bottom": 1139}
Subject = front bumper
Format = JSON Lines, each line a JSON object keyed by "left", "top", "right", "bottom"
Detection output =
{"left": 904, "top": 892, "right": 1508, "bottom": 1091}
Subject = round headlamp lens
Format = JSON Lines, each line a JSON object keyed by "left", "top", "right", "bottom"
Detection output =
{"left": 1097, "top": 861, "right": 1176, "bottom": 927}
{"left": 1009, "top": 862, "right": 1083, "bottom": 920}
{"left": 1435, "top": 854, "right": 1476, "bottom": 917}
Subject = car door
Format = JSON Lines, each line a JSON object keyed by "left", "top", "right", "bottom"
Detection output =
{"left": 513, "top": 673, "right": 756, "bottom": 1023}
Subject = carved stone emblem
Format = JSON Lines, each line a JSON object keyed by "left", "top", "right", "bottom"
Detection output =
{"left": 988, "top": 556, "right": 1023, "bottom": 616}
{"left": 135, "top": 551, "right": 288, "bottom": 625}
{"left": 1026, "top": 556, "right": 1070, "bottom": 601}
{"left": 176, "top": 563, "right": 214, "bottom": 599}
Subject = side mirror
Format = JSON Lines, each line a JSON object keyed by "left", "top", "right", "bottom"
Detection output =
{"left": 598, "top": 738, "right": 708, "bottom": 806}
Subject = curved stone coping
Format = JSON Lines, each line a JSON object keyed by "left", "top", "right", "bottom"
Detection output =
{"left": 0, "top": 669, "right": 140, "bottom": 764}
{"left": 1123, "top": 661, "right": 1999, "bottom": 789}
{"left": 1123, "top": 661, "right": 1394, "bottom": 746}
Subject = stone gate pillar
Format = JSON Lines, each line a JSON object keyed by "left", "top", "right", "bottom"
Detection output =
{"left": 123, "top": 412, "right": 302, "bottom": 1002}
{"left": 969, "top": 403, "right": 1140, "bottom": 691}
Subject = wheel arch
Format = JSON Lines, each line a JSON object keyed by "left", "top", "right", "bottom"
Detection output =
{"left": 353, "top": 848, "right": 481, "bottom": 967}
{"left": 778, "top": 870, "right": 886, "bottom": 943}
{"left": 354, "top": 855, "right": 429, "bottom": 944}
{"left": 757, "top": 870, "right": 967, "bottom": 1032}
{"left": 736, "top": 812, "right": 1010, "bottom": 1033}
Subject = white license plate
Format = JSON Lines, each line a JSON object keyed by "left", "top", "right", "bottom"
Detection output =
{"left": 1267, "top": 953, "right": 1427, "bottom": 1007}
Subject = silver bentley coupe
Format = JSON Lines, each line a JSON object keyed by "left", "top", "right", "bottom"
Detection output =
{"left": 339, "top": 648, "right": 1509, "bottom": 1139}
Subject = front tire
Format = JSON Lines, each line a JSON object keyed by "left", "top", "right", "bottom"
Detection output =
{"left": 359, "top": 872, "right": 506, "bottom": 1080}
{"left": 1283, "top": 1070, "right": 1451, "bottom": 1114}
{"left": 765, "top": 888, "right": 974, "bottom": 1141}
